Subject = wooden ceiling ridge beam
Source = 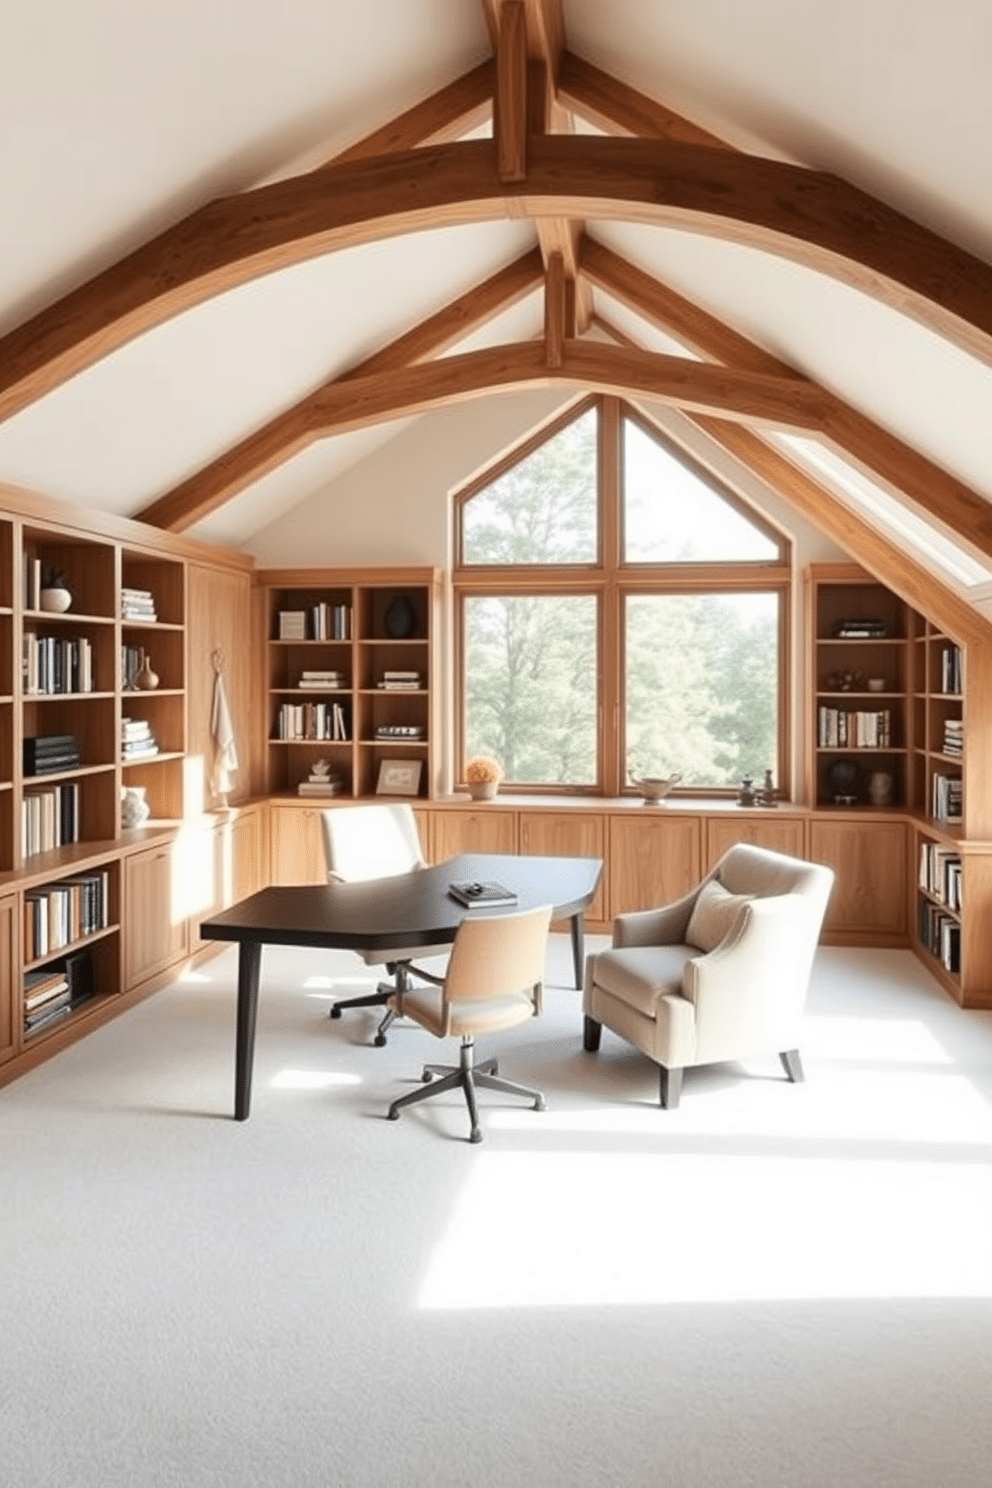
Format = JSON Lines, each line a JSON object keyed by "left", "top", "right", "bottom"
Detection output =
{"left": 4, "top": 134, "right": 992, "bottom": 427}
{"left": 582, "top": 235, "right": 992, "bottom": 559}
{"left": 137, "top": 247, "right": 545, "bottom": 532}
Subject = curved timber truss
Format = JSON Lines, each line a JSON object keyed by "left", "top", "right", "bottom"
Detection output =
{"left": 1, "top": 0, "right": 990, "bottom": 618}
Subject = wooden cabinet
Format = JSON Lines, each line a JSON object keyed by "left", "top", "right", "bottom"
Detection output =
{"left": 704, "top": 813, "right": 805, "bottom": 869}
{"left": 608, "top": 812, "right": 702, "bottom": 918}
{"left": 431, "top": 806, "right": 518, "bottom": 859}
{"left": 808, "top": 817, "right": 908, "bottom": 941}
{"left": 0, "top": 891, "right": 16, "bottom": 1063}
{"left": 268, "top": 802, "right": 326, "bottom": 885}
{"left": 518, "top": 810, "right": 606, "bottom": 923}
{"left": 124, "top": 843, "right": 188, "bottom": 987}
{"left": 258, "top": 567, "right": 441, "bottom": 803}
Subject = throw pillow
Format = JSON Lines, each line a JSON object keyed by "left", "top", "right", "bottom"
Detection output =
{"left": 685, "top": 878, "right": 754, "bottom": 952}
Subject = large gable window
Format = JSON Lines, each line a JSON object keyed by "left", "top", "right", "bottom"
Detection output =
{"left": 455, "top": 398, "right": 789, "bottom": 796}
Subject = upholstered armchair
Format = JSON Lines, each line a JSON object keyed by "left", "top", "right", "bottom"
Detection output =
{"left": 583, "top": 843, "right": 834, "bottom": 1108}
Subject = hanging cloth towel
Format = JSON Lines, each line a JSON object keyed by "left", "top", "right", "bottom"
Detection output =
{"left": 211, "top": 668, "right": 239, "bottom": 804}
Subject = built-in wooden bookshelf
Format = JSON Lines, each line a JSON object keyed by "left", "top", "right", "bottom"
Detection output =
{"left": 258, "top": 567, "right": 441, "bottom": 802}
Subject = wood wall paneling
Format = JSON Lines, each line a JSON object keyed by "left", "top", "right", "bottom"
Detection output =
{"left": 187, "top": 562, "right": 254, "bottom": 812}
{"left": 0, "top": 892, "right": 16, "bottom": 1063}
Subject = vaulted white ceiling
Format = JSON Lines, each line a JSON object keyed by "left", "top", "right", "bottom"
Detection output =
{"left": 1, "top": 0, "right": 990, "bottom": 587}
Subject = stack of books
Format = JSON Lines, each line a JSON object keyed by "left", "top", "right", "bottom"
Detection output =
{"left": 121, "top": 717, "right": 159, "bottom": 760}
{"left": 23, "top": 734, "right": 81, "bottom": 777}
{"left": 374, "top": 724, "right": 425, "bottom": 740}
{"left": 377, "top": 670, "right": 421, "bottom": 690}
{"left": 297, "top": 765, "right": 345, "bottom": 797}
{"left": 23, "top": 968, "right": 72, "bottom": 1037}
{"left": 23, "top": 631, "right": 93, "bottom": 694}
{"left": 833, "top": 618, "right": 887, "bottom": 638}
{"left": 297, "top": 669, "right": 346, "bottom": 690}
{"left": 121, "top": 587, "right": 157, "bottom": 622}
{"left": 21, "top": 782, "right": 80, "bottom": 859}
{"left": 942, "top": 718, "right": 963, "bottom": 758}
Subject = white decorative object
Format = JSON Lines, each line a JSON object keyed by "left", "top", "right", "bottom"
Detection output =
{"left": 631, "top": 773, "right": 682, "bottom": 804}
{"left": 40, "top": 586, "right": 72, "bottom": 613}
{"left": 121, "top": 785, "right": 150, "bottom": 828}
{"left": 467, "top": 779, "right": 498, "bottom": 801}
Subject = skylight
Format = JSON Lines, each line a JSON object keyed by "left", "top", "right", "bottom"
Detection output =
{"left": 773, "top": 434, "right": 992, "bottom": 590}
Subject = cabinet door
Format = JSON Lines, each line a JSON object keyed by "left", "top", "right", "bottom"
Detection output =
{"left": 608, "top": 814, "right": 702, "bottom": 918}
{"left": 0, "top": 892, "right": 16, "bottom": 1063}
{"left": 269, "top": 805, "right": 326, "bottom": 885}
{"left": 704, "top": 815, "right": 806, "bottom": 871}
{"left": 188, "top": 809, "right": 266, "bottom": 951}
{"left": 518, "top": 812, "right": 606, "bottom": 923}
{"left": 124, "top": 844, "right": 189, "bottom": 988}
{"left": 431, "top": 808, "right": 517, "bottom": 860}
{"left": 809, "top": 819, "right": 908, "bottom": 938}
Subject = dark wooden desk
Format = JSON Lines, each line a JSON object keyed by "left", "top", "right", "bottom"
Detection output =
{"left": 199, "top": 852, "right": 602, "bottom": 1119}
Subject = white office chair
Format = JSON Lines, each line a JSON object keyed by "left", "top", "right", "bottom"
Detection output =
{"left": 386, "top": 903, "right": 553, "bottom": 1143}
{"left": 321, "top": 804, "right": 444, "bottom": 1045}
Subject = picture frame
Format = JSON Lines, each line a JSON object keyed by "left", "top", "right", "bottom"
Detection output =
{"left": 376, "top": 758, "right": 423, "bottom": 796}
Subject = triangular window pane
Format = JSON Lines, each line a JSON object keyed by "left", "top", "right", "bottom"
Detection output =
{"left": 623, "top": 418, "right": 779, "bottom": 563}
{"left": 462, "top": 407, "right": 598, "bottom": 565}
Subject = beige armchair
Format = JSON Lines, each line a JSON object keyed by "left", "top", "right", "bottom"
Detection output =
{"left": 583, "top": 843, "right": 834, "bottom": 1108}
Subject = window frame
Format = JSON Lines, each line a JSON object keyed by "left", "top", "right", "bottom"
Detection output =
{"left": 453, "top": 396, "right": 792, "bottom": 798}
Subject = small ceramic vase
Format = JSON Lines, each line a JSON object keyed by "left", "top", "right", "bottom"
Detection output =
{"left": 40, "top": 586, "right": 72, "bottom": 613}
{"left": 467, "top": 780, "right": 498, "bottom": 801}
{"left": 134, "top": 652, "right": 160, "bottom": 690}
{"left": 121, "top": 785, "right": 150, "bottom": 828}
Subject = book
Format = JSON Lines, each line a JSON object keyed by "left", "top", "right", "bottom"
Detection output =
{"left": 448, "top": 880, "right": 518, "bottom": 908}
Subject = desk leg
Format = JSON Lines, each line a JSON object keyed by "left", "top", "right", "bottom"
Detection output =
{"left": 569, "top": 913, "right": 585, "bottom": 989}
{"left": 235, "top": 939, "right": 262, "bottom": 1121}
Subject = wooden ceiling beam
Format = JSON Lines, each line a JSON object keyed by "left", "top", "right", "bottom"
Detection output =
{"left": 544, "top": 251, "right": 567, "bottom": 366}
{"left": 583, "top": 234, "right": 992, "bottom": 559}
{"left": 329, "top": 60, "right": 495, "bottom": 165}
{"left": 495, "top": 1, "right": 529, "bottom": 182}
{"left": 136, "top": 247, "right": 545, "bottom": 531}
{"left": 483, "top": 0, "right": 565, "bottom": 84}
{"left": 4, "top": 134, "right": 992, "bottom": 427}
{"left": 138, "top": 341, "right": 825, "bottom": 534}
{"left": 558, "top": 50, "right": 731, "bottom": 149}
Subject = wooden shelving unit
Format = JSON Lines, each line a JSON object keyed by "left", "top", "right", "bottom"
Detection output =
{"left": 259, "top": 567, "right": 441, "bottom": 802}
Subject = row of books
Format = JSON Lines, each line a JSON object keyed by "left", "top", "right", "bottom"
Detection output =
{"left": 278, "top": 604, "right": 351, "bottom": 641}
{"left": 23, "top": 632, "right": 94, "bottom": 695}
{"left": 939, "top": 645, "right": 963, "bottom": 694}
{"left": 121, "top": 586, "right": 157, "bottom": 622}
{"left": 275, "top": 701, "right": 349, "bottom": 741}
{"left": 23, "top": 733, "right": 81, "bottom": 777}
{"left": 918, "top": 900, "right": 960, "bottom": 974}
{"left": 918, "top": 841, "right": 962, "bottom": 910}
{"left": 21, "top": 782, "right": 80, "bottom": 859}
{"left": 297, "top": 669, "right": 347, "bottom": 691}
{"left": 23, "top": 951, "right": 96, "bottom": 1038}
{"left": 817, "top": 707, "right": 892, "bottom": 748}
{"left": 24, "top": 871, "right": 111, "bottom": 962}
{"left": 932, "top": 772, "right": 962, "bottom": 822}
{"left": 121, "top": 717, "right": 159, "bottom": 760}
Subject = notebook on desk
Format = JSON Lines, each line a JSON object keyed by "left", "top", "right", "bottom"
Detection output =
{"left": 448, "top": 880, "right": 518, "bottom": 908}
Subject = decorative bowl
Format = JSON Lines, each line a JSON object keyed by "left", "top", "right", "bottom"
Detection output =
{"left": 631, "top": 773, "right": 682, "bottom": 804}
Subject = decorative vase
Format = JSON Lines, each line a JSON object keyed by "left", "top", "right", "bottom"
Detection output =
{"left": 384, "top": 594, "right": 416, "bottom": 638}
{"left": 134, "top": 651, "right": 159, "bottom": 690}
{"left": 121, "top": 785, "right": 150, "bottom": 828}
{"left": 467, "top": 780, "right": 498, "bottom": 801}
{"left": 40, "top": 586, "right": 72, "bottom": 613}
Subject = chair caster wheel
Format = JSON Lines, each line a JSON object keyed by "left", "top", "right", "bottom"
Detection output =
{"left": 374, "top": 1034, "right": 387, "bottom": 1047}
{"left": 329, "top": 1006, "right": 342, "bottom": 1019}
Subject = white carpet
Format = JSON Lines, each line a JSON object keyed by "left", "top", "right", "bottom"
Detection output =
{"left": 2, "top": 937, "right": 992, "bottom": 1487}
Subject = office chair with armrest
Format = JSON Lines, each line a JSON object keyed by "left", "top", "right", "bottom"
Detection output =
{"left": 583, "top": 843, "right": 833, "bottom": 1108}
{"left": 321, "top": 803, "right": 444, "bottom": 1046}
{"left": 386, "top": 903, "right": 553, "bottom": 1143}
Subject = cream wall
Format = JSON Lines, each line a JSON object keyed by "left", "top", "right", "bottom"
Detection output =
{"left": 247, "top": 390, "right": 848, "bottom": 797}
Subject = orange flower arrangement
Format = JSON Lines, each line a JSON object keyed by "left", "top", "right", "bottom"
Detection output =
{"left": 464, "top": 754, "right": 504, "bottom": 785}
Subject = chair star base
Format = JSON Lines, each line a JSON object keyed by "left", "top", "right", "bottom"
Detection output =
{"left": 387, "top": 1037, "right": 545, "bottom": 1144}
